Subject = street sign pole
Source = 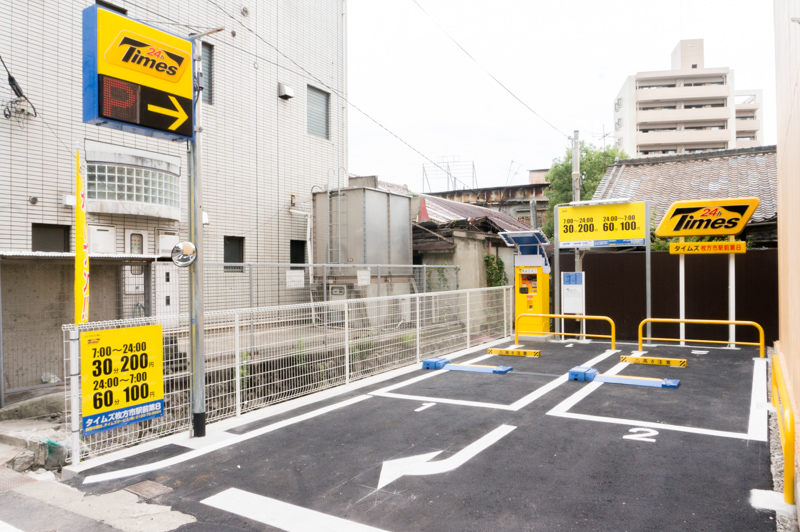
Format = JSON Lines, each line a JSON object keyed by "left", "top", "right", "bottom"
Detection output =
{"left": 187, "top": 28, "right": 222, "bottom": 438}
{"left": 188, "top": 35, "right": 205, "bottom": 437}
{"left": 645, "top": 200, "right": 652, "bottom": 341}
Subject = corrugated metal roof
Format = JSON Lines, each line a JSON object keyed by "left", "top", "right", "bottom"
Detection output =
{"left": 421, "top": 195, "right": 531, "bottom": 232}
{"left": 0, "top": 252, "right": 160, "bottom": 260}
{"left": 593, "top": 146, "right": 777, "bottom": 223}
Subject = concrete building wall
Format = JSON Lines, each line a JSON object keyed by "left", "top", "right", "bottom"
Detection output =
{"left": 0, "top": 0, "right": 347, "bottom": 389}
{"left": 774, "top": 0, "right": 800, "bottom": 465}
{"left": 419, "top": 232, "right": 514, "bottom": 291}
{"left": 0, "top": 0, "right": 347, "bottom": 262}
{"left": 1, "top": 262, "right": 120, "bottom": 389}
{"left": 614, "top": 39, "right": 761, "bottom": 157}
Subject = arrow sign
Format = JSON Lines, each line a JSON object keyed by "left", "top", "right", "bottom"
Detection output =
{"left": 377, "top": 424, "right": 516, "bottom": 489}
{"left": 148, "top": 95, "right": 189, "bottom": 130}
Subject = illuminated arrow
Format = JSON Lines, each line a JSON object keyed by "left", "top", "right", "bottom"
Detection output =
{"left": 377, "top": 424, "right": 516, "bottom": 489}
{"left": 147, "top": 95, "right": 188, "bottom": 130}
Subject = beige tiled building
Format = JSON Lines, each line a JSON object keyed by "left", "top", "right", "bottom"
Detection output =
{"left": 614, "top": 39, "right": 762, "bottom": 157}
{"left": 0, "top": 0, "right": 347, "bottom": 262}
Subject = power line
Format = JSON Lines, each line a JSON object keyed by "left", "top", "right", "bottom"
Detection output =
{"left": 410, "top": 0, "right": 569, "bottom": 139}
{"left": 119, "top": 0, "right": 477, "bottom": 192}
{"left": 204, "top": 0, "right": 479, "bottom": 193}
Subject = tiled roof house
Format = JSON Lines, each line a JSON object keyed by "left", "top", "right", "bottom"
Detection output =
{"left": 593, "top": 146, "right": 777, "bottom": 243}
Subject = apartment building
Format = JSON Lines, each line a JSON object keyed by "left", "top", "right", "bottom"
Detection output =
{"left": 0, "top": 0, "right": 347, "bottom": 262}
{"left": 614, "top": 39, "right": 762, "bottom": 157}
{"left": 0, "top": 0, "right": 347, "bottom": 390}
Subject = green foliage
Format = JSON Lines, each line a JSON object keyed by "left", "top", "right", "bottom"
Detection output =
{"left": 350, "top": 334, "right": 374, "bottom": 361}
{"left": 483, "top": 254, "right": 508, "bottom": 287}
{"left": 542, "top": 142, "right": 628, "bottom": 239}
{"left": 240, "top": 351, "right": 250, "bottom": 390}
{"left": 293, "top": 334, "right": 308, "bottom": 368}
{"left": 400, "top": 332, "right": 416, "bottom": 349}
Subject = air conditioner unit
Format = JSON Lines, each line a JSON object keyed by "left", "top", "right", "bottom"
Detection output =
{"left": 88, "top": 225, "right": 116, "bottom": 253}
{"left": 157, "top": 230, "right": 180, "bottom": 257}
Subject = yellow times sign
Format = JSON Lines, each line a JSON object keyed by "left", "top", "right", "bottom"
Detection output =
{"left": 669, "top": 241, "right": 746, "bottom": 255}
{"left": 96, "top": 9, "right": 193, "bottom": 98}
{"left": 557, "top": 202, "right": 647, "bottom": 248}
{"left": 80, "top": 325, "right": 164, "bottom": 435}
{"left": 655, "top": 197, "right": 760, "bottom": 238}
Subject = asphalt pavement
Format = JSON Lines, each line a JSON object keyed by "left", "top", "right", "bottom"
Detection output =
{"left": 50, "top": 339, "right": 780, "bottom": 531}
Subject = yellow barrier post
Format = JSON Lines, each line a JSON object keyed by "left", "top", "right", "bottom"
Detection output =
{"left": 515, "top": 313, "right": 615, "bottom": 350}
{"left": 772, "top": 354, "right": 795, "bottom": 505}
{"left": 637, "top": 318, "right": 765, "bottom": 358}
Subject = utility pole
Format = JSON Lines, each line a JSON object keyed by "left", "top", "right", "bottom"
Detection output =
{"left": 188, "top": 27, "right": 223, "bottom": 438}
{"left": 572, "top": 131, "right": 582, "bottom": 272}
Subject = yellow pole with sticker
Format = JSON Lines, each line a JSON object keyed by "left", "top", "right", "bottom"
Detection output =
{"left": 74, "top": 148, "right": 89, "bottom": 324}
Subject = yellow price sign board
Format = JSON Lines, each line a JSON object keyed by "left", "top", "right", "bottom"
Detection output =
{"left": 80, "top": 325, "right": 164, "bottom": 435}
{"left": 557, "top": 202, "right": 647, "bottom": 248}
{"left": 669, "top": 241, "right": 746, "bottom": 255}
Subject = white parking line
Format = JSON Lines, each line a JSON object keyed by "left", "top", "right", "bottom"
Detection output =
{"left": 83, "top": 395, "right": 372, "bottom": 484}
{"left": 370, "top": 349, "right": 620, "bottom": 411}
{"left": 547, "top": 354, "right": 768, "bottom": 442}
{"left": 202, "top": 488, "right": 390, "bottom": 532}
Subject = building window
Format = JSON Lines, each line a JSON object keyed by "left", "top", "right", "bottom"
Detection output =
{"left": 224, "top": 236, "right": 244, "bottom": 272}
{"left": 32, "top": 224, "right": 69, "bottom": 252}
{"left": 201, "top": 43, "right": 213, "bottom": 105}
{"left": 307, "top": 85, "right": 330, "bottom": 139}
{"left": 290, "top": 240, "right": 306, "bottom": 269}
{"left": 87, "top": 164, "right": 180, "bottom": 209}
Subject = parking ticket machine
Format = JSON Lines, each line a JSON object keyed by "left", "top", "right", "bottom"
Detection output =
{"left": 499, "top": 231, "right": 551, "bottom": 335}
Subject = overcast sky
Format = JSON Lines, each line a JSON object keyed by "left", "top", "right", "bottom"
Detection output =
{"left": 346, "top": 0, "right": 776, "bottom": 193}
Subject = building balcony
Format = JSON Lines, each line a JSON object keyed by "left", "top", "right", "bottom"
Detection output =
{"left": 636, "top": 128, "right": 732, "bottom": 146}
{"left": 637, "top": 84, "right": 730, "bottom": 102}
{"left": 736, "top": 102, "right": 759, "bottom": 113}
{"left": 637, "top": 106, "right": 730, "bottom": 124}
{"left": 735, "top": 118, "right": 760, "bottom": 133}
{"left": 736, "top": 139, "right": 761, "bottom": 148}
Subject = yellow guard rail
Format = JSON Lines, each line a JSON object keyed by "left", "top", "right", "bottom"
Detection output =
{"left": 772, "top": 354, "right": 795, "bottom": 504}
{"left": 637, "top": 318, "right": 765, "bottom": 358}
{"left": 516, "top": 313, "right": 615, "bottom": 349}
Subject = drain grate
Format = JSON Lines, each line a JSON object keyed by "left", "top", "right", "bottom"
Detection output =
{"left": 124, "top": 480, "right": 172, "bottom": 500}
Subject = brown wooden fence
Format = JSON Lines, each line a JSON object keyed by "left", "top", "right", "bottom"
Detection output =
{"left": 555, "top": 248, "right": 778, "bottom": 344}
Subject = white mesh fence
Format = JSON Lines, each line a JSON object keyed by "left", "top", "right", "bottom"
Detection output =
{"left": 62, "top": 286, "right": 512, "bottom": 462}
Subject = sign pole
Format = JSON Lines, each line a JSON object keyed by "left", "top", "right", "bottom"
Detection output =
{"left": 728, "top": 235, "right": 736, "bottom": 346}
{"left": 679, "top": 237, "right": 685, "bottom": 346}
{"left": 554, "top": 206, "right": 561, "bottom": 335}
{"left": 189, "top": 36, "right": 206, "bottom": 438}
{"left": 645, "top": 200, "right": 652, "bottom": 341}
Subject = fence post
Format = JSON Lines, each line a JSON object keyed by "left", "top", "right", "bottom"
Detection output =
{"left": 69, "top": 329, "right": 81, "bottom": 464}
{"left": 344, "top": 302, "right": 350, "bottom": 385}
{"left": 504, "top": 287, "right": 508, "bottom": 339}
{"left": 466, "top": 291, "right": 471, "bottom": 349}
{"left": 416, "top": 294, "right": 421, "bottom": 363}
{"left": 235, "top": 312, "right": 241, "bottom": 417}
{"left": 423, "top": 265, "right": 427, "bottom": 293}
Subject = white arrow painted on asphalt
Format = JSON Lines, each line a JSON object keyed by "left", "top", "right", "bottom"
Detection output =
{"left": 414, "top": 402, "right": 436, "bottom": 412}
{"left": 377, "top": 424, "right": 516, "bottom": 489}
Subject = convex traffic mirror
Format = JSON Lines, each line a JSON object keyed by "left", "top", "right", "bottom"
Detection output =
{"left": 171, "top": 241, "right": 197, "bottom": 267}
